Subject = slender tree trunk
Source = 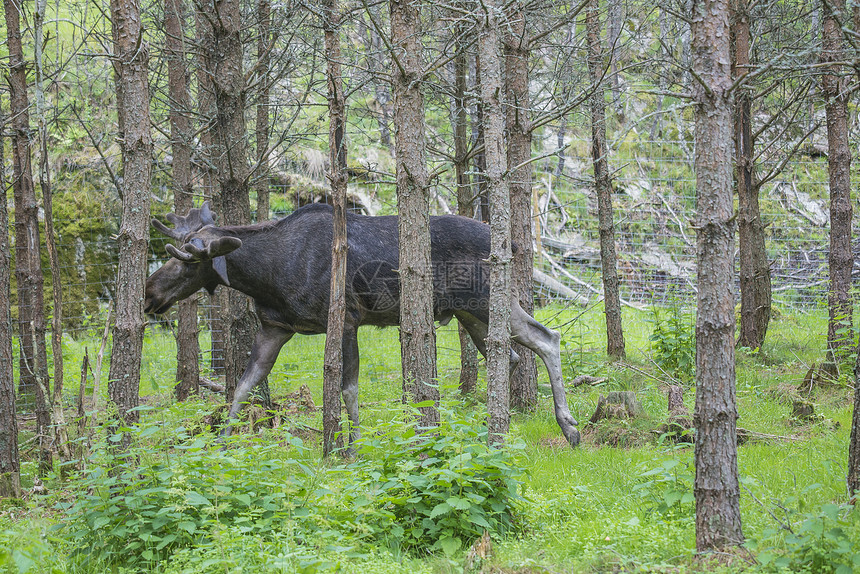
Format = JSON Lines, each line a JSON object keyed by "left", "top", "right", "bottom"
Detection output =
{"left": 847, "top": 1, "right": 860, "bottom": 504}
{"left": 453, "top": 26, "right": 479, "bottom": 395}
{"left": 821, "top": 0, "right": 853, "bottom": 356}
{"left": 586, "top": 0, "right": 625, "bottom": 360}
{"left": 323, "top": 0, "right": 348, "bottom": 457}
{"left": 607, "top": 0, "right": 623, "bottom": 120}
{"left": 195, "top": 5, "right": 224, "bottom": 377}
{"left": 479, "top": 0, "right": 511, "bottom": 446}
{"left": 166, "top": 0, "right": 200, "bottom": 401}
{"left": 691, "top": 0, "right": 744, "bottom": 551}
{"left": 35, "top": 0, "right": 71, "bottom": 464}
{"left": 0, "top": 105, "right": 21, "bottom": 498}
{"left": 472, "top": 53, "right": 489, "bottom": 223}
{"left": 208, "top": 0, "right": 268, "bottom": 406}
{"left": 505, "top": 5, "right": 538, "bottom": 410}
{"left": 390, "top": 0, "right": 439, "bottom": 428}
{"left": 255, "top": 0, "right": 271, "bottom": 221}
{"left": 6, "top": 0, "right": 52, "bottom": 474}
{"left": 732, "top": 0, "right": 770, "bottom": 351}
{"left": 108, "top": 0, "right": 153, "bottom": 445}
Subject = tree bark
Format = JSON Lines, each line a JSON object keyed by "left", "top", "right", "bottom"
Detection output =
{"left": 6, "top": 0, "right": 52, "bottom": 474}
{"left": 691, "top": 0, "right": 744, "bottom": 551}
{"left": 821, "top": 0, "right": 853, "bottom": 357}
{"left": 255, "top": 0, "right": 271, "bottom": 221}
{"left": 453, "top": 26, "right": 479, "bottom": 395}
{"left": 607, "top": 0, "right": 623, "bottom": 120}
{"left": 848, "top": 2, "right": 860, "bottom": 505}
{"left": 733, "top": 0, "right": 771, "bottom": 351}
{"left": 166, "top": 0, "right": 200, "bottom": 401}
{"left": 479, "top": 0, "right": 511, "bottom": 446}
{"left": 195, "top": 4, "right": 224, "bottom": 377}
{"left": 586, "top": 0, "right": 625, "bottom": 360}
{"left": 0, "top": 104, "right": 21, "bottom": 498}
{"left": 35, "top": 0, "right": 71, "bottom": 465}
{"left": 505, "top": 4, "right": 538, "bottom": 410}
{"left": 207, "top": 0, "right": 268, "bottom": 405}
{"left": 390, "top": 0, "right": 439, "bottom": 428}
{"left": 108, "top": 0, "right": 153, "bottom": 446}
{"left": 323, "top": 0, "right": 348, "bottom": 457}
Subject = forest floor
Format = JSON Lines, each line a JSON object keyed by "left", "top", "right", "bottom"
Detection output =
{"left": 2, "top": 303, "right": 859, "bottom": 573}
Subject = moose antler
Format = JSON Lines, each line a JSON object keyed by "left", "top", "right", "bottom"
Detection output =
{"left": 165, "top": 236, "right": 242, "bottom": 262}
{"left": 151, "top": 201, "right": 217, "bottom": 241}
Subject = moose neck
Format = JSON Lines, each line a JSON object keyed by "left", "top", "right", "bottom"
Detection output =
{"left": 216, "top": 222, "right": 280, "bottom": 302}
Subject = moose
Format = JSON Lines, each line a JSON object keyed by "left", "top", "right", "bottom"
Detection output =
{"left": 144, "top": 202, "right": 581, "bottom": 448}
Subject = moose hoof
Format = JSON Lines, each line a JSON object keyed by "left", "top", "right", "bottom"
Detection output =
{"left": 565, "top": 427, "right": 581, "bottom": 448}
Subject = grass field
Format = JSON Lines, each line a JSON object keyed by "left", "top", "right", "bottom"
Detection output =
{"left": 3, "top": 302, "right": 859, "bottom": 573}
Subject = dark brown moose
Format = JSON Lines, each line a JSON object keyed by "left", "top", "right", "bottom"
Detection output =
{"left": 144, "top": 202, "right": 580, "bottom": 447}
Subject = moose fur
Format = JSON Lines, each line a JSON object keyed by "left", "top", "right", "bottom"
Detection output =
{"left": 144, "top": 202, "right": 580, "bottom": 447}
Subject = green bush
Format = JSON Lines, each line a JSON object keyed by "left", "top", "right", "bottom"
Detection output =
{"left": 61, "top": 425, "right": 309, "bottom": 569}
{"left": 749, "top": 503, "right": 860, "bottom": 573}
{"left": 336, "top": 405, "right": 526, "bottom": 557}
{"left": 648, "top": 303, "right": 696, "bottom": 381}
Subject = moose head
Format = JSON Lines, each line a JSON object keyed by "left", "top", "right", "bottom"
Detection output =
{"left": 144, "top": 202, "right": 242, "bottom": 315}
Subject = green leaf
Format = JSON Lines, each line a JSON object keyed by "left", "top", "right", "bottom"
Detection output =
{"left": 178, "top": 521, "right": 197, "bottom": 534}
{"left": 185, "top": 491, "right": 211, "bottom": 506}
{"left": 430, "top": 502, "right": 452, "bottom": 518}
{"left": 446, "top": 496, "right": 472, "bottom": 510}
{"left": 438, "top": 536, "right": 461, "bottom": 557}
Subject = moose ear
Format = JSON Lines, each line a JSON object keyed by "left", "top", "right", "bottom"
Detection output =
{"left": 212, "top": 256, "right": 230, "bottom": 286}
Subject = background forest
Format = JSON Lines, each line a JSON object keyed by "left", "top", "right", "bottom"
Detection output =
{"left": 3, "top": 0, "right": 860, "bottom": 571}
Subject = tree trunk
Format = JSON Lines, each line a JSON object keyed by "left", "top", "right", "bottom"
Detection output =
{"left": 108, "top": 0, "right": 153, "bottom": 446}
{"left": 453, "top": 26, "right": 479, "bottom": 395}
{"left": 691, "top": 0, "right": 744, "bottom": 551}
{"left": 733, "top": 0, "right": 771, "bottom": 351}
{"left": 195, "top": 5, "right": 225, "bottom": 377}
{"left": 821, "top": 0, "right": 853, "bottom": 357}
{"left": 850, "top": 350, "right": 860, "bottom": 498}
{"left": 847, "top": 1, "right": 860, "bottom": 505}
{"left": 586, "top": 0, "right": 625, "bottom": 360}
{"left": 479, "top": 0, "right": 511, "bottom": 446}
{"left": 607, "top": 0, "right": 623, "bottom": 120}
{"left": 35, "top": 0, "right": 71, "bottom": 465}
{"left": 6, "top": 0, "right": 52, "bottom": 474}
{"left": 472, "top": 53, "right": 489, "bottom": 224}
{"left": 208, "top": 0, "right": 268, "bottom": 406}
{"left": 323, "top": 0, "right": 348, "bottom": 457}
{"left": 166, "top": 0, "right": 200, "bottom": 401}
{"left": 505, "top": 5, "right": 538, "bottom": 410}
{"left": 0, "top": 106, "right": 21, "bottom": 498}
{"left": 255, "top": 0, "right": 271, "bottom": 221}
{"left": 390, "top": 0, "right": 439, "bottom": 428}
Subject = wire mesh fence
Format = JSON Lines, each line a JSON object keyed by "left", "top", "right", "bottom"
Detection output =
{"left": 8, "top": 138, "right": 846, "bottom": 413}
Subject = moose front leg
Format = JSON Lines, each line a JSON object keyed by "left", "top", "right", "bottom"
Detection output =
{"left": 222, "top": 324, "right": 293, "bottom": 437}
{"left": 342, "top": 327, "right": 361, "bottom": 451}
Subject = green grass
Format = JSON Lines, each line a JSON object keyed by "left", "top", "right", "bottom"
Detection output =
{"left": 3, "top": 304, "right": 859, "bottom": 573}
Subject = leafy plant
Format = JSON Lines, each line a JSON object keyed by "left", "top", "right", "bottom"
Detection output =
{"left": 648, "top": 303, "right": 696, "bottom": 381}
{"left": 61, "top": 425, "right": 309, "bottom": 569}
{"left": 749, "top": 503, "right": 860, "bottom": 573}
{"left": 632, "top": 457, "right": 694, "bottom": 521}
{"left": 337, "top": 404, "right": 526, "bottom": 557}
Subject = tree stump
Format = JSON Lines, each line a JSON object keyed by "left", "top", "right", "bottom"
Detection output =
{"left": 791, "top": 399, "right": 815, "bottom": 422}
{"left": 589, "top": 391, "right": 642, "bottom": 424}
{"left": 660, "top": 385, "right": 693, "bottom": 442}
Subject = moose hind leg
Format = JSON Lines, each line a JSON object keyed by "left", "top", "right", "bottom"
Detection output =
{"left": 510, "top": 300, "right": 580, "bottom": 447}
{"left": 456, "top": 311, "right": 521, "bottom": 373}
{"left": 342, "top": 327, "right": 361, "bottom": 450}
{"left": 223, "top": 325, "right": 293, "bottom": 437}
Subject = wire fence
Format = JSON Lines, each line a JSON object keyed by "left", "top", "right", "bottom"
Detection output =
{"left": 8, "top": 139, "right": 847, "bottom": 412}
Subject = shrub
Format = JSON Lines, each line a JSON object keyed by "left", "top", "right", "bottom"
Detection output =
{"left": 336, "top": 405, "right": 526, "bottom": 557}
{"left": 61, "top": 425, "right": 309, "bottom": 569}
